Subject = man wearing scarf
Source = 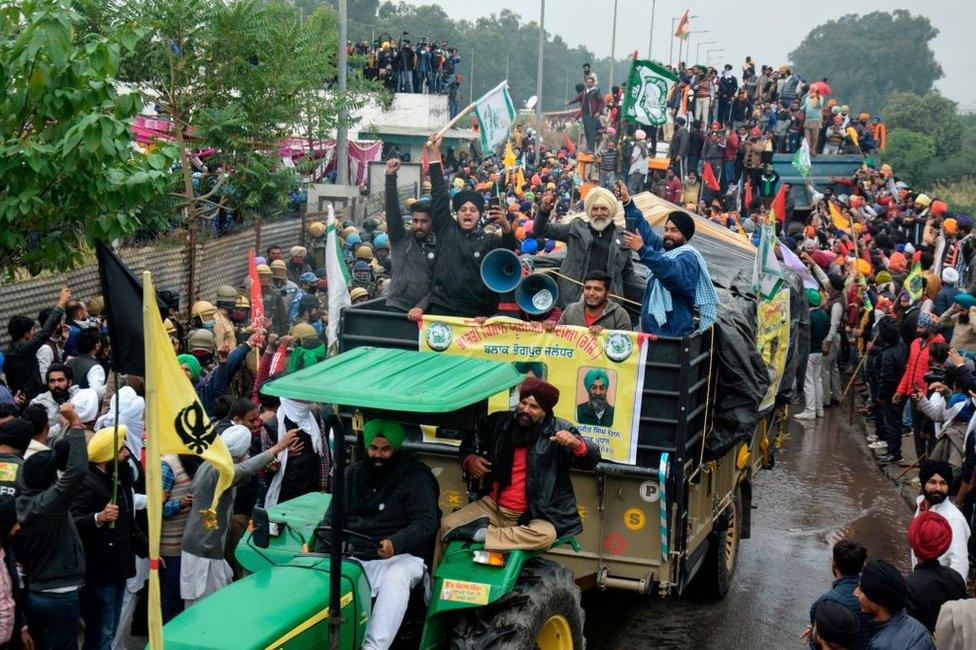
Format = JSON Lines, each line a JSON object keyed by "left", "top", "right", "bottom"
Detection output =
{"left": 439, "top": 377, "right": 600, "bottom": 560}
{"left": 264, "top": 398, "right": 330, "bottom": 508}
{"left": 285, "top": 323, "right": 326, "bottom": 374}
{"left": 534, "top": 184, "right": 641, "bottom": 310}
{"left": 314, "top": 420, "right": 438, "bottom": 650}
{"left": 418, "top": 135, "right": 517, "bottom": 319}
{"left": 622, "top": 206, "right": 718, "bottom": 337}
{"left": 910, "top": 460, "right": 969, "bottom": 580}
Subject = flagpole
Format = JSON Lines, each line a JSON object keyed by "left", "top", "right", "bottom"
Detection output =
{"left": 426, "top": 81, "right": 508, "bottom": 146}
{"left": 143, "top": 271, "right": 163, "bottom": 650}
{"left": 110, "top": 369, "right": 120, "bottom": 528}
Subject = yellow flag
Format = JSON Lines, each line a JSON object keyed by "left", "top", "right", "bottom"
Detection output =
{"left": 829, "top": 200, "right": 851, "bottom": 230}
{"left": 143, "top": 271, "right": 235, "bottom": 649}
{"left": 515, "top": 166, "right": 526, "bottom": 193}
{"left": 503, "top": 140, "right": 516, "bottom": 185}
{"left": 904, "top": 263, "right": 925, "bottom": 303}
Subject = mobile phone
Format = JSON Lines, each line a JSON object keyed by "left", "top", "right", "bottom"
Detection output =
{"left": 488, "top": 197, "right": 500, "bottom": 208}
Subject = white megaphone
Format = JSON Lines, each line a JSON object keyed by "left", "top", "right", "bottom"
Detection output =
{"left": 525, "top": 95, "right": 538, "bottom": 111}
{"left": 514, "top": 272, "right": 559, "bottom": 316}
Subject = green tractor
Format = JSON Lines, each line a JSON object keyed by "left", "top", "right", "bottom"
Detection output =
{"left": 162, "top": 347, "right": 584, "bottom": 649}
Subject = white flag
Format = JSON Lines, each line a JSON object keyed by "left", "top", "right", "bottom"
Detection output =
{"left": 792, "top": 139, "right": 812, "bottom": 179}
{"left": 473, "top": 81, "right": 516, "bottom": 152}
{"left": 752, "top": 224, "right": 785, "bottom": 301}
{"left": 325, "top": 206, "right": 351, "bottom": 349}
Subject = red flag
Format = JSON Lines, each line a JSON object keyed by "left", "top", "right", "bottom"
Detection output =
{"left": 702, "top": 162, "right": 720, "bottom": 191}
{"left": 563, "top": 135, "right": 576, "bottom": 155}
{"left": 770, "top": 183, "right": 788, "bottom": 223}
{"left": 248, "top": 249, "right": 265, "bottom": 336}
{"left": 744, "top": 178, "right": 753, "bottom": 211}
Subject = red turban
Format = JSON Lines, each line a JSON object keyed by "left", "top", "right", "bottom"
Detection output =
{"left": 908, "top": 511, "right": 952, "bottom": 562}
{"left": 519, "top": 377, "right": 560, "bottom": 414}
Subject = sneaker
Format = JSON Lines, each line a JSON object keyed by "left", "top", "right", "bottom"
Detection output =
{"left": 816, "top": 411, "right": 824, "bottom": 418}
{"left": 866, "top": 434, "right": 879, "bottom": 443}
{"left": 879, "top": 454, "right": 902, "bottom": 464}
{"left": 441, "top": 516, "right": 490, "bottom": 543}
{"left": 794, "top": 411, "right": 816, "bottom": 421}
{"left": 868, "top": 441, "right": 888, "bottom": 450}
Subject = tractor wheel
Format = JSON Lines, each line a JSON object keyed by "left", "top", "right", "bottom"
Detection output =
{"left": 450, "top": 558, "right": 584, "bottom": 650}
{"left": 689, "top": 486, "right": 741, "bottom": 600}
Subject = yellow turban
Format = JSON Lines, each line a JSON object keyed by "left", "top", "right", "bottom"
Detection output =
{"left": 88, "top": 425, "right": 128, "bottom": 463}
{"left": 583, "top": 187, "right": 619, "bottom": 222}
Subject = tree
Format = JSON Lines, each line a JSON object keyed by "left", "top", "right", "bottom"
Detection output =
{"left": 0, "top": 0, "right": 175, "bottom": 277}
{"left": 789, "top": 10, "right": 942, "bottom": 114}
{"left": 882, "top": 91, "right": 962, "bottom": 158}
{"left": 882, "top": 128, "right": 935, "bottom": 186}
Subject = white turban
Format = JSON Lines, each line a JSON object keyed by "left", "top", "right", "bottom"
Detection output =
{"left": 802, "top": 238, "right": 818, "bottom": 252}
{"left": 265, "top": 398, "right": 325, "bottom": 508}
{"left": 904, "top": 243, "right": 916, "bottom": 255}
{"left": 70, "top": 388, "right": 100, "bottom": 424}
{"left": 942, "top": 267, "right": 959, "bottom": 284}
{"left": 583, "top": 187, "right": 620, "bottom": 222}
{"left": 94, "top": 386, "right": 145, "bottom": 457}
{"left": 221, "top": 424, "right": 252, "bottom": 459}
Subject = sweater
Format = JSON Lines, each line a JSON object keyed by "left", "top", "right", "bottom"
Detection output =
{"left": 3, "top": 307, "right": 64, "bottom": 402}
{"left": 14, "top": 427, "right": 87, "bottom": 592}
{"left": 906, "top": 561, "right": 967, "bottom": 633}
{"left": 558, "top": 299, "right": 632, "bottom": 331}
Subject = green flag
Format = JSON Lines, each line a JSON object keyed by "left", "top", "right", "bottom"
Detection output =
{"left": 622, "top": 58, "right": 678, "bottom": 127}
{"left": 792, "top": 139, "right": 812, "bottom": 179}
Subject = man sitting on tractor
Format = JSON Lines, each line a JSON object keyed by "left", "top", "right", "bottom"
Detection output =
{"left": 314, "top": 420, "right": 439, "bottom": 650}
{"left": 438, "top": 378, "right": 601, "bottom": 562}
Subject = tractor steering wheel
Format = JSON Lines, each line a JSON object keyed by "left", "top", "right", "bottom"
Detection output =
{"left": 313, "top": 524, "right": 376, "bottom": 551}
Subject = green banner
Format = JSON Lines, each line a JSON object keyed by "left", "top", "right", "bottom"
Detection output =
{"left": 621, "top": 59, "right": 678, "bottom": 127}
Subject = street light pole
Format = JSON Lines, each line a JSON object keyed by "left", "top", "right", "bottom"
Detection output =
{"left": 647, "top": 0, "right": 657, "bottom": 60}
{"left": 669, "top": 17, "right": 676, "bottom": 66}
{"left": 695, "top": 41, "right": 716, "bottom": 65}
{"left": 608, "top": 0, "right": 618, "bottom": 88}
{"left": 535, "top": 0, "right": 545, "bottom": 127}
{"left": 706, "top": 48, "right": 725, "bottom": 67}
{"left": 684, "top": 29, "right": 709, "bottom": 68}
{"left": 336, "top": 0, "right": 348, "bottom": 185}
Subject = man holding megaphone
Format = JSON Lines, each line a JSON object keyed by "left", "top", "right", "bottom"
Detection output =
{"left": 410, "top": 133, "right": 518, "bottom": 320}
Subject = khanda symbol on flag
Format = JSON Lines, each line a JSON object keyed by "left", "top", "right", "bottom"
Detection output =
{"left": 174, "top": 401, "right": 217, "bottom": 454}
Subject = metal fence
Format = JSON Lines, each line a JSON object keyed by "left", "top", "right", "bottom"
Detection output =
{"left": 0, "top": 216, "right": 304, "bottom": 348}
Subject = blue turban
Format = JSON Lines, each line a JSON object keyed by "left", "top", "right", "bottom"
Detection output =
{"left": 584, "top": 368, "right": 610, "bottom": 391}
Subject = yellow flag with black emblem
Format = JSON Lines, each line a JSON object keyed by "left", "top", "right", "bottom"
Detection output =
{"left": 142, "top": 271, "right": 235, "bottom": 649}
{"left": 904, "top": 263, "right": 925, "bottom": 304}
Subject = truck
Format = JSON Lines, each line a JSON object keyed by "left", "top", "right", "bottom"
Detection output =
{"left": 161, "top": 199, "right": 795, "bottom": 648}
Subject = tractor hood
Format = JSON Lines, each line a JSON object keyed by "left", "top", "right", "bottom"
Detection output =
{"left": 162, "top": 557, "right": 369, "bottom": 649}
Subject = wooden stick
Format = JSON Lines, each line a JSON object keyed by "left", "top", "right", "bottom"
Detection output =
{"left": 894, "top": 453, "right": 926, "bottom": 481}
{"left": 426, "top": 101, "right": 477, "bottom": 147}
{"left": 841, "top": 353, "right": 867, "bottom": 400}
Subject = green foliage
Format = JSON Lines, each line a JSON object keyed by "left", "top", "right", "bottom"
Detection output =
{"left": 882, "top": 91, "right": 962, "bottom": 157}
{"left": 882, "top": 128, "right": 936, "bottom": 186}
{"left": 0, "top": 0, "right": 175, "bottom": 277}
{"left": 789, "top": 10, "right": 942, "bottom": 114}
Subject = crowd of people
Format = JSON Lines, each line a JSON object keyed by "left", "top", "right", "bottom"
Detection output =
{"left": 0, "top": 44, "right": 973, "bottom": 648}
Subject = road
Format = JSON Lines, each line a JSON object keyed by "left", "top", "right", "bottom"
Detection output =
{"left": 584, "top": 402, "right": 913, "bottom": 649}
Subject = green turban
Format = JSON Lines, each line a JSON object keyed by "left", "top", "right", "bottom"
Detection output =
{"left": 177, "top": 354, "right": 202, "bottom": 383}
{"left": 805, "top": 288, "right": 822, "bottom": 307}
{"left": 583, "top": 368, "right": 610, "bottom": 391}
{"left": 363, "top": 420, "right": 405, "bottom": 450}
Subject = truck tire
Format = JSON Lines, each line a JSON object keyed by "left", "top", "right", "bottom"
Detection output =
{"left": 451, "top": 558, "right": 585, "bottom": 650}
{"left": 689, "top": 487, "right": 741, "bottom": 600}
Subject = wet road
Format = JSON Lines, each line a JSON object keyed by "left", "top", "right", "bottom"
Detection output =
{"left": 584, "top": 402, "right": 913, "bottom": 649}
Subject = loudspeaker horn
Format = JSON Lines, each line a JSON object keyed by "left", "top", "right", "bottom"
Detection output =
{"left": 480, "top": 248, "right": 523, "bottom": 293}
{"left": 514, "top": 272, "right": 559, "bottom": 316}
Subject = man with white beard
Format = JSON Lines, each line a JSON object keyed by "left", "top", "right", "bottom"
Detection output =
{"left": 534, "top": 182, "right": 641, "bottom": 309}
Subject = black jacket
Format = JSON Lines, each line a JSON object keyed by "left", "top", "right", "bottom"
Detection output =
{"left": 316, "top": 453, "right": 439, "bottom": 561}
{"left": 461, "top": 412, "right": 601, "bottom": 538}
{"left": 427, "top": 162, "right": 517, "bottom": 316}
{"left": 70, "top": 463, "right": 148, "bottom": 585}
{"left": 384, "top": 174, "right": 434, "bottom": 311}
{"left": 3, "top": 307, "right": 63, "bottom": 402}
{"left": 906, "top": 560, "right": 967, "bottom": 633}
{"left": 14, "top": 427, "right": 87, "bottom": 592}
{"left": 877, "top": 340, "right": 907, "bottom": 401}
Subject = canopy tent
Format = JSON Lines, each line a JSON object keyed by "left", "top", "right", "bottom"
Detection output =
{"left": 260, "top": 346, "right": 524, "bottom": 412}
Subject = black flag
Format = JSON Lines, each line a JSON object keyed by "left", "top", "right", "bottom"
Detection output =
{"left": 95, "top": 241, "right": 145, "bottom": 376}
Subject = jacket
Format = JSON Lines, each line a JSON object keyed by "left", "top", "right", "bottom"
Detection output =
{"left": 626, "top": 204, "right": 700, "bottom": 337}
{"left": 70, "top": 463, "right": 148, "bottom": 585}
{"left": 181, "top": 449, "right": 275, "bottom": 559}
{"left": 427, "top": 162, "right": 517, "bottom": 316}
{"left": 461, "top": 412, "right": 600, "bottom": 538}
{"left": 567, "top": 88, "right": 605, "bottom": 118}
{"left": 809, "top": 574, "right": 874, "bottom": 650}
{"left": 668, "top": 128, "right": 689, "bottom": 160}
{"left": 896, "top": 334, "right": 945, "bottom": 397}
{"left": 535, "top": 202, "right": 640, "bottom": 308}
{"left": 3, "top": 307, "right": 64, "bottom": 402}
{"left": 384, "top": 174, "right": 434, "bottom": 311}
{"left": 14, "top": 427, "right": 87, "bottom": 592}
{"left": 558, "top": 299, "right": 632, "bottom": 331}
{"left": 906, "top": 561, "right": 967, "bottom": 633}
{"left": 877, "top": 340, "right": 907, "bottom": 401}
{"left": 316, "top": 453, "right": 439, "bottom": 560}
{"left": 867, "top": 609, "right": 934, "bottom": 650}
{"left": 742, "top": 139, "right": 763, "bottom": 169}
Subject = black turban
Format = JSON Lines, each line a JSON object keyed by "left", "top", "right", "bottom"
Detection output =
{"left": 814, "top": 601, "right": 859, "bottom": 648}
{"left": 665, "top": 211, "right": 695, "bottom": 241}
{"left": 0, "top": 418, "right": 33, "bottom": 453}
{"left": 0, "top": 496, "right": 15, "bottom": 537}
{"left": 919, "top": 460, "right": 953, "bottom": 486}
{"left": 858, "top": 559, "right": 906, "bottom": 613}
{"left": 452, "top": 190, "right": 484, "bottom": 214}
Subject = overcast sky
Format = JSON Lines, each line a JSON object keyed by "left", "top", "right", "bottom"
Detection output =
{"left": 401, "top": 0, "right": 976, "bottom": 110}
